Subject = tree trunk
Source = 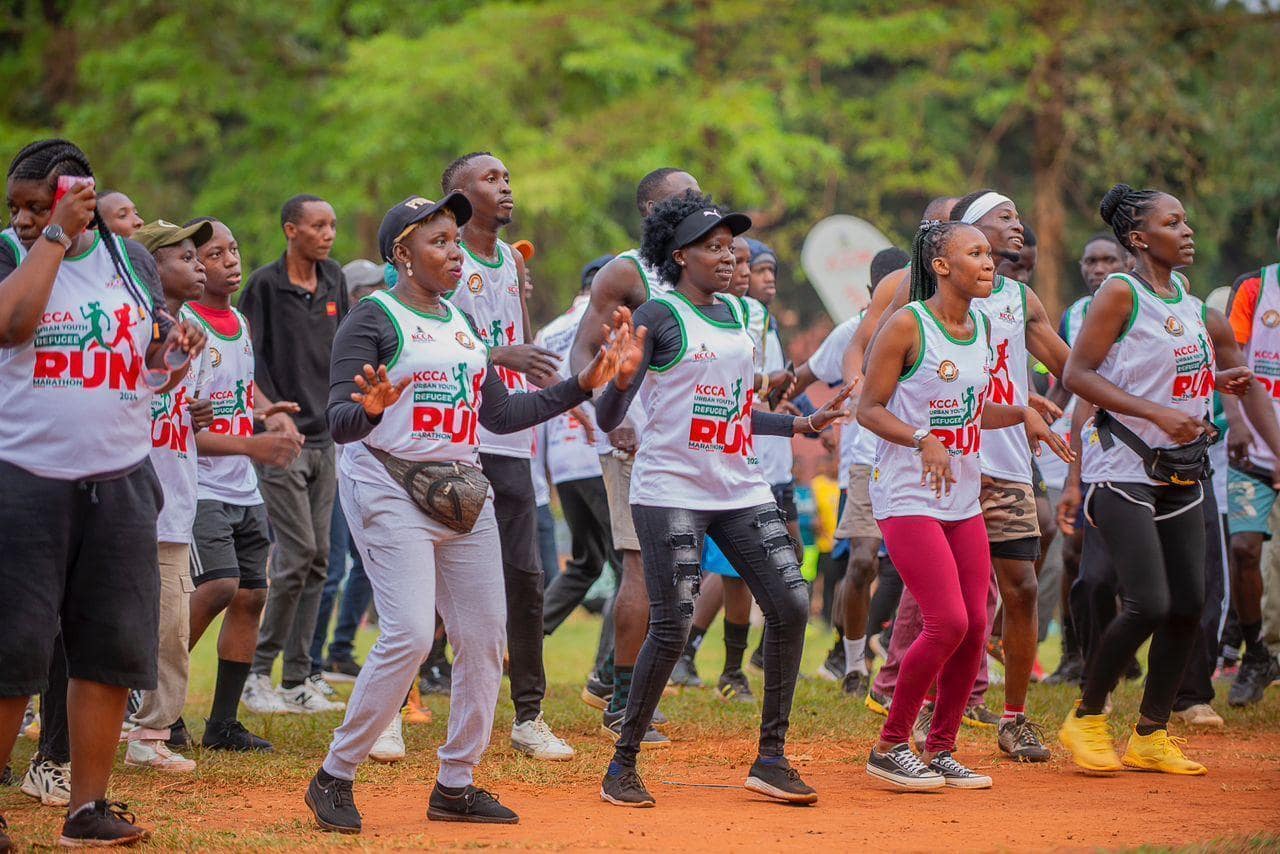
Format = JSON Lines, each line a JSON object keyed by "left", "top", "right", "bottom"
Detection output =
{"left": 1030, "top": 28, "right": 1067, "bottom": 321}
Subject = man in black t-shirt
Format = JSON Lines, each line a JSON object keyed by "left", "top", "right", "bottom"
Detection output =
{"left": 237, "top": 194, "right": 349, "bottom": 713}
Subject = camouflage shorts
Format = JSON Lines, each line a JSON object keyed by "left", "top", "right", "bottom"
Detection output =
{"left": 979, "top": 476, "right": 1041, "bottom": 543}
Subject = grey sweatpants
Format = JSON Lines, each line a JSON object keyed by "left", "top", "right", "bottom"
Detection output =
{"left": 322, "top": 471, "right": 507, "bottom": 787}
{"left": 253, "top": 446, "right": 337, "bottom": 683}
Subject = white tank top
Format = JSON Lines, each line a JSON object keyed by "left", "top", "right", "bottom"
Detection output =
{"left": 594, "top": 248, "right": 671, "bottom": 457}
{"left": 1038, "top": 295, "right": 1091, "bottom": 489}
{"left": 1081, "top": 273, "right": 1213, "bottom": 485}
{"left": 150, "top": 304, "right": 202, "bottom": 542}
{"left": 629, "top": 292, "right": 775, "bottom": 510}
{"left": 869, "top": 302, "right": 991, "bottom": 520}
{"left": 971, "top": 275, "right": 1032, "bottom": 483}
{"left": 536, "top": 295, "right": 602, "bottom": 484}
{"left": 191, "top": 306, "right": 261, "bottom": 505}
{"left": 450, "top": 239, "right": 530, "bottom": 459}
{"left": 1242, "top": 263, "right": 1280, "bottom": 470}
{"left": 758, "top": 322, "right": 795, "bottom": 486}
{"left": 743, "top": 295, "right": 769, "bottom": 372}
{"left": 0, "top": 230, "right": 156, "bottom": 479}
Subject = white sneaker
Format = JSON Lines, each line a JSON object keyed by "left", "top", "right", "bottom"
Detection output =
{"left": 21, "top": 699, "right": 39, "bottom": 741}
{"left": 1173, "top": 703, "right": 1225, "bottom": 728}
{"left": 369, "top": 714, "right": 406, "bottom": 763}
{"left": 278, "top": 680, "right": 345, "bottom": 714}
{"left": 241, "top": 673, "right": 291, "bottom": 715}
{"left": 125, "top": 739, "right": 196, "bottom": 773}
{"left": 511, "top": 712, "right": 575, "bottom": 761}
{"left": 986, "top": 654, "right": 1004, "bottom": 685}
{"left": 306, "top": 673, "right": 346, "bottom": 707}
{"left": 21, "top": 756, "right": 70, "bottom": 807}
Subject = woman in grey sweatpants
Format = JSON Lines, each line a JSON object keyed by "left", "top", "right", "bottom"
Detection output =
{"left": 304, "top": 192, "right": 637, "bottom": 834}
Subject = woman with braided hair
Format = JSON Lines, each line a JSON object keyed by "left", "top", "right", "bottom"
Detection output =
{"left": 1057, "top": 184, "right": 1255, "bottom": 776}
{"left": 858, "top": 220, "right": 1069, "bottom": 791}
{"left": 0, "top": 138, "right": 205, "bottom": 848}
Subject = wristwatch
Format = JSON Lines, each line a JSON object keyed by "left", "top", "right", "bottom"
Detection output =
{"left": 42, "top": 224, "right": 71, "bottom": 252}
{"left": 911, "top": 428, "right": 930, "bottom": 450}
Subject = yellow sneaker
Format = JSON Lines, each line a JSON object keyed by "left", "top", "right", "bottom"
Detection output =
{"left": 1058, "top": 701, "right": 1122, "bottom": 771}
{"left": 1121, "top": 728, "right": 1206, "bottom": 775}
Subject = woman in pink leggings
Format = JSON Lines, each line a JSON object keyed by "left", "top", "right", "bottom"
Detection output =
{"left": 857, "top": 220, "right": 1070, "bottom": 790}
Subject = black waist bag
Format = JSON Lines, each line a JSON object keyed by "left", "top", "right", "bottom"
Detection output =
{"left": 364, "top": 444, "right": 490, "bottom": 533}
{"left": 1094, "top": 409, "right": 1216, "bottom": 487}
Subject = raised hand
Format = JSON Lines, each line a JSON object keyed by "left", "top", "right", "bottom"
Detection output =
{"left": 351, "top": 363, "right": 411, "bottom": 418}
{"left": 581, "top": 306, "right": 647, "bottom": 391}
{"left": 805, "top": 379, "right": 859, "bottom": 432}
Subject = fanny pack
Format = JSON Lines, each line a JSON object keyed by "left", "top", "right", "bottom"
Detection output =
{"left": 364, "top": 444, "right": 490, "bottom": 533}
{"left": 1094, "top": 409, "right": 1216, "bottom": 487}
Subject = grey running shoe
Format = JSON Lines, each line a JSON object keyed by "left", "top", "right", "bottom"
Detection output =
{"left": 669, "top": 653, "right": 703, "bottom": 688}
{"left": 744, "top": 757, "right": 817, "bottom": 804}
{"left": 962, "top": 703, "right": 1000, "bottom": 729}
{"left": 427, "top": 784, "right": 518, "bottom": 824}
{"left": 58, "top": 800, "right": 149, "bottom": 847}
{"left": 305, "top": 771, "right": 361, "bottom": 834}
{"left": 842, "top": 671, "right": 870, "bottom": 699}
{"left": 717, "top": 669, "right": 755, "bottom": 703}
{"left": 1228, "top": 654, "right": 1278, "bottom": 708}
{"left": 600, "top": 765, "right": 655, "bottom": 807}
{"left": 997, "top": 714, "right": 1051, "bottom": 762}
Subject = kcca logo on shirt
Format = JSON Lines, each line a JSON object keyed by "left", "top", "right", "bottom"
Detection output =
{"left": 692, "top": 343, "right": 718, "bottom": 362}
{"left": 1165, "top": 316, "right": 1185, "bottom": 337}
{"left": 455, "top": 331, "right": 476, "bottom": 350}
{"left": 1264, "top": 310, "right": 1280, "bottom": 329}
{"left": 937, "top": 359, "right": 959, "bottom": 382}
{"left": 411, "top": 326, "right": 434, "bottom": 344}
{"left": 467, "top": 273, "right": 484, "bottom": 294}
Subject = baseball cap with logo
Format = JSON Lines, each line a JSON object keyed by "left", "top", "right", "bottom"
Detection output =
{"left": 671, "top": 206, "right": 751, "bottom": 252}
{"left": 134, "top": 219, "right": 214, "bottom": 255}
{"left": 377, "top": 192, "right": 472, "bottom": 263}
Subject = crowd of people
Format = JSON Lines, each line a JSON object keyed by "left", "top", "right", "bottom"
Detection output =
{"left": 0, "top": 136, "right": 1277, "bottom": 847}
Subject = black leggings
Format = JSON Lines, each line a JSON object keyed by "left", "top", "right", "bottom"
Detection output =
{"left": 865, "top": 554, "right": 903, "bottom": 639}
{"left": 615, "top": 502, "right": 808, "bottom": 769}
{"left": 1081, "top": 482, "right": 1206, "bottom": 724}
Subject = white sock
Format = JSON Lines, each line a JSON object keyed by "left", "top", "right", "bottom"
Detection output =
{"left": 844, "top": 637, "right": 868, "bottom": 675}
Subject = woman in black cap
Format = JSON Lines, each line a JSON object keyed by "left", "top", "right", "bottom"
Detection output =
{"left": 593, "top": 190, "right": 853, "bottom": 808}
{"left": 304, "top": 192, "right": 638, "bottom": 834}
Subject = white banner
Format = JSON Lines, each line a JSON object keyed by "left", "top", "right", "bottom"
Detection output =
{"left": 801, "top": 215, "right": 891, "bottom": 321}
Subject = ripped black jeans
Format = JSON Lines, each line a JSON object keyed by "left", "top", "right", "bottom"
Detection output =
{"left": 614, "top": 503, "right": 809, "bottom": 769}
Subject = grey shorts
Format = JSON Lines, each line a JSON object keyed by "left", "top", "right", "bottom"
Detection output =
{"left": 835, "top": 464, "right": 881, "bottom": 540}
{"left": 191, "top": 499, "right": 270, "bottom": 589}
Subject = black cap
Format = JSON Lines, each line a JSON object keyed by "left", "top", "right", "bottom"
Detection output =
{"left": 671, "top": 206, "right": 751, "bottom": 252}
{"left": 377, "top": 192, "right": 472, "bottom": 263}
{"left": 581, "top": 254, "right": 614, "bottom": 288}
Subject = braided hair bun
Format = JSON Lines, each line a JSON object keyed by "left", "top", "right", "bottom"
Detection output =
{"left": 1099, "top": 183, "right": 1135, "bottom": 228}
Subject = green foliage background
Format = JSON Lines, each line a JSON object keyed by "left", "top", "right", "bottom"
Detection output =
{"left": 3, "top": 0, "right": 1278, "bottom": 323}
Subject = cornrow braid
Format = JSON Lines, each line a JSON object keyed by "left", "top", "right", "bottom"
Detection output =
{"left": 909, "top": 220, "right": 966, "bottom": 303}
{"left": 9, "top": 138, "right": 159, "bottom": 335}
{"left": 1099, "top": 183, "right": 1161, "bottom": 252}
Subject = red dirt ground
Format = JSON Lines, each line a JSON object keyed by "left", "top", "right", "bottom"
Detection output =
{"left": 192, "top": 733, "right": 1280, "bottom": 851}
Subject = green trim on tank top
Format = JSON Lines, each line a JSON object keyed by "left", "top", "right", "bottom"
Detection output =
{"left": 900, "top": 303, "right": 928, "bottom": 381}
{"left": 382, "top": 288, "right": 453, "bottom": 322}
{"left": 460, "top": 239, "right": 506, "bottom": 270}
{"left": 668, "top": 289, "right": 744, "bottom": 330}
{"left": 64, "top": 230, "right": 101, "bottom": 262}
{"left": 649, "top": 295, "right": 686, "bottom": 373}
{"left": 918, "top": 301, "right": 979, "bottom": 346}
{"left": 622, "top": 252, "right": 652, "bottom": 299}
{"left": 190, "top": 305, "right": 245, "bottom": 343}
{"left": 0, "top": 231, "right": 21, "bottom": 262}
{"left": 1018, "top": 278, "right": 1027, "bottom": 316}
{"left": 366, "top": 292, "right": 406, "bottom": 369}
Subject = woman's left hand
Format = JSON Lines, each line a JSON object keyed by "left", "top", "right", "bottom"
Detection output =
{"left": 1215, "top": 366, "right": 1253, "bottom": 396}
{"left": 804, "top": 379, "right": 859, "bottom": 433}
{"left": 1024, "top": 405, "right": 1074, "bottom": 463}
{"left": 578, "top": 307, "right": 646, "bottom": 391}
{"left": 150, "top": 318, "right": 206, "bottom": 371}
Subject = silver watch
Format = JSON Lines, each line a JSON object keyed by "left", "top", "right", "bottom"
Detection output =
{"left": 911, "top": 428, "right": 930, "bottom": 450}
{"left": 43, "top": 224, "right": 71, "bottom": 252}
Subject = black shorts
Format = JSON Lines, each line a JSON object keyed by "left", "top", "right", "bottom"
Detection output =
{"left": 771, "top": 480, "right": 798, "bottom": 523}
{"left": 0, "top": 458, "right": 161, "bottom": 696}
{"left": 991, "top": 535, "right": 1041, "bottom": 562}
{"left": 191, "top": 499, "right": 270, "bottom": 589}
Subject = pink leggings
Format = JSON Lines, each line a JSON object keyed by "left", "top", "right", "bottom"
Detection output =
{"left": 877, "top": 514, "right": 991, "bottom": 752}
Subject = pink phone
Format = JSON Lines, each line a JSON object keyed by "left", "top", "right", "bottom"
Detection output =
{"left": 52, "top": 175, "right": 93, "bottom": 212}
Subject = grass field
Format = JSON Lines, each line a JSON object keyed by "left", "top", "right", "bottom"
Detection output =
{"left": 3, "top": 611, "right": 1279, "bottom": 851}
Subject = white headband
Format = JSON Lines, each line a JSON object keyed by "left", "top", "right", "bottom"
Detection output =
{"left": 959, "top": 192, "right": 1014, "bottom": 225}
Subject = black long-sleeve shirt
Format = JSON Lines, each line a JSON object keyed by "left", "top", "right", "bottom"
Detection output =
{"left": 327, "top": 298, "right": 590, "bottom": 445}
{"left": 595, "top": 297, "right": 794, "bottom": 436}
{"left": 238, "top": 253, "right": 348, "bottom": 447}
